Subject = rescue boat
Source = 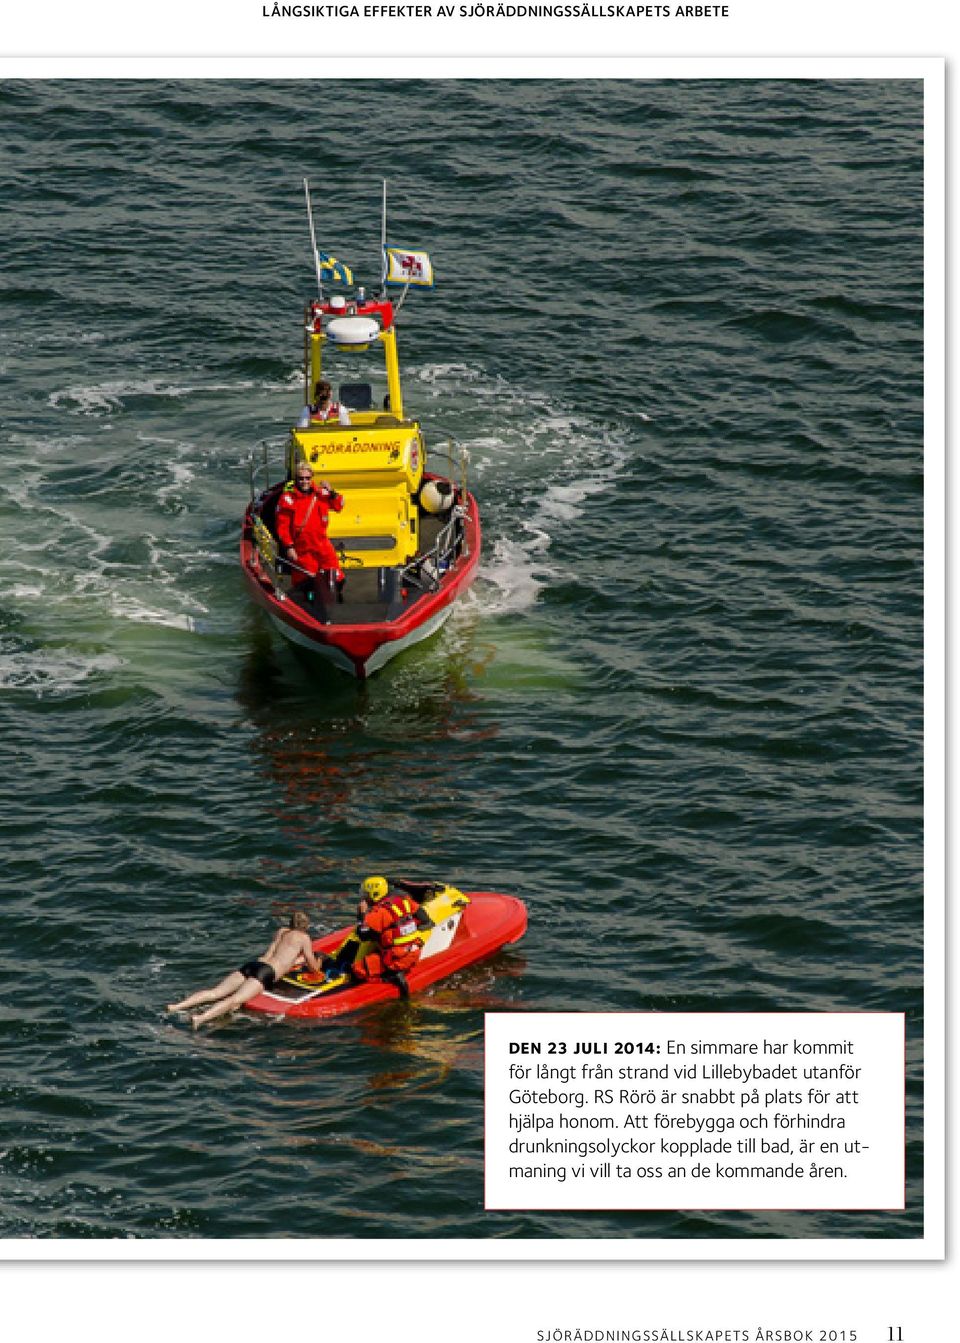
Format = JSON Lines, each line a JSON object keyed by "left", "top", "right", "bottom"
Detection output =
{"left": 241, "top": 181, "right": 481, "bottom": 679}
{"left": 245, "top": 883, "right": 527, "bottom": 1021}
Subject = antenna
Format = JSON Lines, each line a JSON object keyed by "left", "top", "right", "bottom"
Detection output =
{"left": 304, "top": 177, "right": 323, "bottom": 300}
{"left": 380, "top": 179, "right": 388, "bottom": 297}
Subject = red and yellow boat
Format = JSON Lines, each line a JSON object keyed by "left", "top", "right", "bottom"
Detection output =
{"left": 244, "top": 883, "right": 527, "bottom": 1021}
{"left": 241, "top": 182, "right": 480, "bottom": 679}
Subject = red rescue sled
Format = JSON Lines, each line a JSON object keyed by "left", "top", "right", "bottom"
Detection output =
{"left": 244, "top": 890, "right": 527, "bottom": 1020}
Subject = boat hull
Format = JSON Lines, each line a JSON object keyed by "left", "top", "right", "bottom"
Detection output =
{"left": 264, "top": 598, "right": 454, "bottom": 677}
{"left": 240, "top": 485, "right": 481, "bottom": 679}
{"left": 245, "top": 892, "right": 527, "bottom": 1020}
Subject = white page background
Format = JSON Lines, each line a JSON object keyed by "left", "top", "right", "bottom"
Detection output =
{"left": 1, "top": 7, "right": 950, "bottom": 1339}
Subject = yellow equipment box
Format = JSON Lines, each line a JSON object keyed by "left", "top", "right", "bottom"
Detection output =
{"left": 291, "top": 420, "right": 425, "bottom": 568}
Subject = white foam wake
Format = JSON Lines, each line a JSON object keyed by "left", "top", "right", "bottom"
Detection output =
{"left": 413, "top": 364, "right": 634, "bottom": 619}
{"left": 0, "top": 645, "right": 124, "bottom": 695}
{"left": 49, "top": 371, "right": 302, "bottom": 417}
{"left": 107, "top": 594, "right": 199, "bottom": 632}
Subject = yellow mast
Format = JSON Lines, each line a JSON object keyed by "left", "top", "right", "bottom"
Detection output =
{"left": 381, "top": 325, "right": 403, "bottom": 420}
{"left": 309, "top": 330, "right": 323, "bottom": 400}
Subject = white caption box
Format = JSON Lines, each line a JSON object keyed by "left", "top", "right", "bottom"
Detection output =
{"left": 485, "top": 1012, "right": 904, "bottom": 1211}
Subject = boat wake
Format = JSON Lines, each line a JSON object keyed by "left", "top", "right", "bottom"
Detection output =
{"left": 47, "top": 373, "right": 299, "bottom": 417}
{"left": 0, "top": 432, "right": 219, "bottom": 658}
{"left": 0, "top": 633, "right": 123, "bottom": 696}
{"left": 6, "top": 352, "right": 635, "bottom": 691}
{"left": 413, "top": 364, "right": 634, "bottom": 619}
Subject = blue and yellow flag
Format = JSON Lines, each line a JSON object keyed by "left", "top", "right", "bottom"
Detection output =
{"left": 317, "top": 251, "right": 354, "bottom": 286}
{"left": 384, "top": 247, "right": 434, "bottom": 289}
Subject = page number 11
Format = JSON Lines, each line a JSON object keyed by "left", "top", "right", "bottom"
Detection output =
{"left": 887, "top": 1330, "right": 903, "bottom": 1341}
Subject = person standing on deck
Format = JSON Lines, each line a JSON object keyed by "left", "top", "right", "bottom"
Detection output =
{"left": 275, "top": 461, "right": 345, "bottom": 593}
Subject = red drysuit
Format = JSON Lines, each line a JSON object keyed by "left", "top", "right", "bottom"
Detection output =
{"left": 275, "top": 481, "right": 344, "bottom": 579}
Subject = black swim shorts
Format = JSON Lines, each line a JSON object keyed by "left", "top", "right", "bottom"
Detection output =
{"left": 239, "top": 958, "right": 277, "bottom": 990}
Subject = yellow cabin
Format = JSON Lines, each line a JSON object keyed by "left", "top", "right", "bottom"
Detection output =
{"left": 288, "top": 309, "right": 425, "bottom": 570}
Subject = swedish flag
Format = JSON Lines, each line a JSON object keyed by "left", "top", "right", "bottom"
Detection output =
{"left": 317, "top": 250, "right": 353, "bottom": 286}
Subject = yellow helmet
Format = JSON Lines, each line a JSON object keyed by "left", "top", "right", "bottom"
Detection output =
{"left": 360, "top": 875, "right": 389, "bottom": 903}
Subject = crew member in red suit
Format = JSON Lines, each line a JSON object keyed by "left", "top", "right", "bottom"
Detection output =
{"left": 324, "top": 875, "right": 425, "bottom": 998}
{"left": 275, "top": 461, "right": 344, "bottom": 597}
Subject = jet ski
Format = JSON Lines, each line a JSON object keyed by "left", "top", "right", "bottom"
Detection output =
{"left": 244, "top": 882, "right": 527, "bottom": 1020}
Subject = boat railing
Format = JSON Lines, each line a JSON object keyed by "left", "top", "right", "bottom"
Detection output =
{"left": 428, "top": 439, "right": 470, "bottom": 501}
{"left": 401, "top": 509, "right": 466, "bottom": 593}
{"left": 248, "top": 435, "right": 288, "bottom": 501}
{"left": 247, "top": 438, "right": 295, "bottom": 596}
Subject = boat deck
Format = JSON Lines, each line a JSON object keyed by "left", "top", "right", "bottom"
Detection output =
{"left": 286, "top": 511, "right": 449, "bottom": 626}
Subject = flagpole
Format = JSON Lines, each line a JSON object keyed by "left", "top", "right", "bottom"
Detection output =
{"left": 304, "top": 177, "right": 323, "bottom": 301}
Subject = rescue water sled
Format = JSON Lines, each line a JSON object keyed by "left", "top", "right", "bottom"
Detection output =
{"left": 241, "top": 181, "right": 481, "bottom": 679}
{"left": 245, "top": 884, "right": 527, "bottom": 1021}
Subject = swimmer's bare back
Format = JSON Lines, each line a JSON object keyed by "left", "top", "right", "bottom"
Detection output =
{"left": 261, "top": 927, "right": 318, "bottom": 979}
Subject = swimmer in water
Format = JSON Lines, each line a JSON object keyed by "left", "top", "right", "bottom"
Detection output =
{"left": 166, "top": 912, "right": 321, "bottom": 1029}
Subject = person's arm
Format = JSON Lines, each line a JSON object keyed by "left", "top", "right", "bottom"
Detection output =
{"left": 301, "top": 934, "right": 321, "bottom": 974}
{"left": 319, "top": 481, "right": 344, "bottom": 513}
{"left": 357, "top": 905, "right": 388, "bottom": 941}
{"left": 275, "top": 495, "right": 297, "bottom": 558}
